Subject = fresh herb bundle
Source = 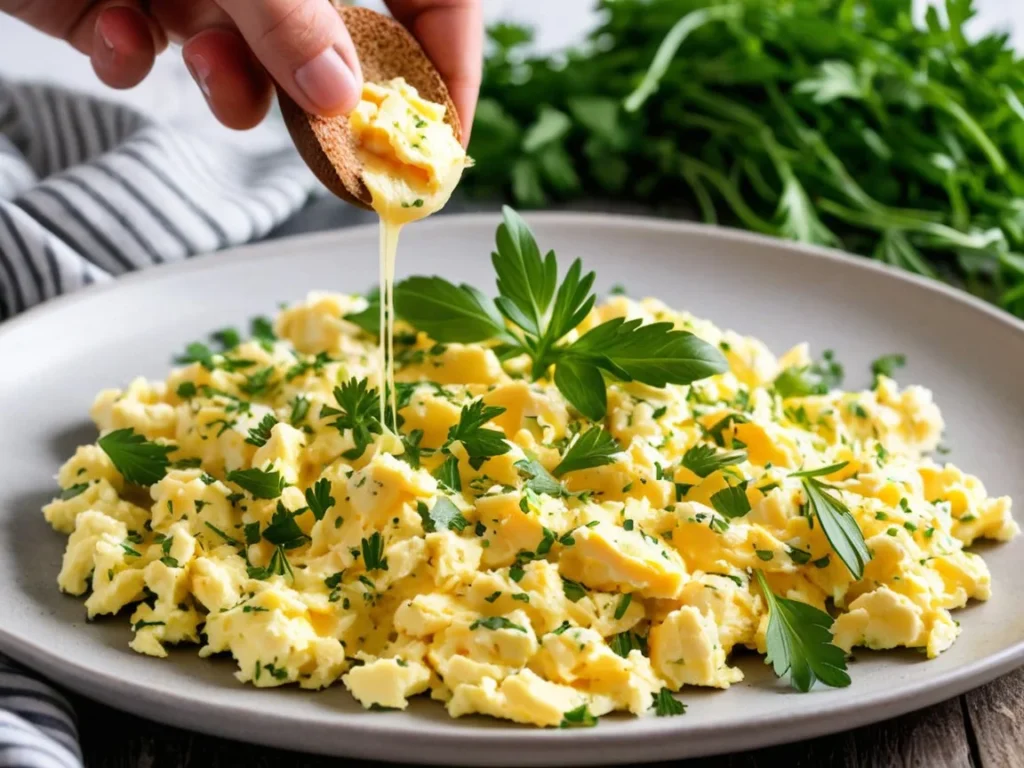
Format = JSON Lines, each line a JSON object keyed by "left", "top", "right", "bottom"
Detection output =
{"left": 467, "top": 0, "right": 1024, "bottom": 315}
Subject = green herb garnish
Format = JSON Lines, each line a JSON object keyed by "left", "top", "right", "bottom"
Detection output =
{"left": 653, "top": 688, "right": 686, "bottom": 717}
{"left": 305, "top": 478, "right": 335, "bottom": 522}
{"left": 98, "top": 429, "right": 175, "bottom": 486}
{"left": 361, "top": 532, "right": 389, "bottom": 572}
{"left": 553, "top": 426, "right": 620, "bottom": 476}
{"left": 755, "top": 570, "right": 850, "bottom": 692}
{"left": 244, "top": 413, "right": 278, "bottom": 447}
{"left": 395, "top": 208, "right": 726, "bottom": 419}
{"left": 470, "top": 616, "right": 527, "bottom": 633}
{"left": 418, "top": 498, "right": 470, "bottom": 533}
{"left": 444, "top": 400, "right": 510, "bottom": 469}
{"left": 226, "top": 467, "right": 285, "bottom": 499}
{"left": 791, "top": 462, "right": 870, "bottom": 579}
{"left": 560, "top": 704, "right": 598, "bottom": 728}
{"left": 681, "top": 444, "right": 746, "bottom": 478}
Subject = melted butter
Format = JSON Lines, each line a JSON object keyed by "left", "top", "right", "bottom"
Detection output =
{"left": 349, "top": 78, "right": 469, "bottom": 433}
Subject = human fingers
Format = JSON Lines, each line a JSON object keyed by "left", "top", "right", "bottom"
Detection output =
{"left": 182, "top": 27, "right": 273, "bottom": 130}
{"left": 213, "top": 0, "right": 363, "bottom": 116}
{"left": 385, "top": 0, "right": 482, "bottom": 144}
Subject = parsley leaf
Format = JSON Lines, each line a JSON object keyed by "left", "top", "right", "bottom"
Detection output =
{"left": 871, "top": 353, "right": 906, "bottom": 383}
{"left": 653, "top": 688, "right": 686, "bottom": 717}
{"left": 98, "top": 429, "right": 175, "bottom": 486}
{"left": 226, "top": 467, "right": 285, "bottom": 499}
{"left": 244, "top": 522, "right": 261, "bottom": 545}
{"left": 614, "top": 593, "right": 632, "bottom": 620}
{"left": 393, "top": 211, "right": 726, "bottom": 420}
{"left": 305, "top": 478, "right": 335, "bottom": 521}
{"left": 418, "top": 498, "right": 469, "bottom": 533}
{"left": 774, "top": 350, "right": 844, "bottom": 398}
{"left": 709, "top": 482, "right": 751, "bottom": 519}
{"left": 798, "top": 475, "right": 870, "bottom": 579}
{"left": 491, "top": 206, "right": 559, "bottom": 337}
{"left": 261, "top": 502, "right": 309, "bottom": 548}
{"left": 343, "top": 288, "right": 380, "bottom": 336}
{"left": 445, "top": 400, "right": 510, "bottom": 469}
{"left": 514, "top": 458, "right": 564, "bottom": 496}
{"left": 211, "top": 327, "right": 241, "bottom": 350}
{"left": 60, "top": 483, "right": 89, "bottom": 500}
{"left": 562, "top": 577, "right": 588, "bottom": 602}
{"left": 609, "top": 630, "right": 647, "bottom": 658}
{"left": 560, "top": 705, "right": 598, "bottom": 728}
{"left": 240, "top": 366, "right": 275, "bottom": 397}
{"left": 176, "top": 341, "right": 216, "bottom": 370}
{"left": 680, "top": 444, "right": 746, "bottom": 478}
{"left": 394, "top": 276, "right": 509, "bottom": 344}
{"left": 244, "top": 413, "right": 278, "bottom": 447}
{"left": 470, "top": 616, "right": 527, "bottom": 633}
{"left": 434, "top": 455, "right": 462, "bottom": 492}
{"left": 326, "top": 378, "right": 382, "bottom": 460}
{"left": 553, "top": 426, "right": 620, "bottom": 476}
{"left": 361, "top": 532, "right": 389, "bottom": 572}
{"left": 560, "top": 316, "right": 727, "bottom": 419}
{"left": 250, "top": 316, "right": 276, "bottom": 347}
{"left": 755, "top": 570, "right": 850, "bottom": 692}
{"left": 204, "top": 522, "right": 241, "bottom": 547}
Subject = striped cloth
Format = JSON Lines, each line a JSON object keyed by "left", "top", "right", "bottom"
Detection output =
{"left": 0, "top": 78, "right": 319, "bottom": 765}
{"left": 0, "top": 79, "right": 318, "bottom": 319}
{"left": 0, "top": 657, "right": 81, "bottom": 768}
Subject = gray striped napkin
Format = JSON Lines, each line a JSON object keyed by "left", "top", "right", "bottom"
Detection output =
{"left": 0, "top": 79, "right": 318, "bottom": 319}
{"left": 0, "top": 78, "right": 320, "bottom": 765}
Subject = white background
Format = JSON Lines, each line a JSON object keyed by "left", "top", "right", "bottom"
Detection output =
{"left": 0, "top": 0, "right": 1020, "bottom": 151}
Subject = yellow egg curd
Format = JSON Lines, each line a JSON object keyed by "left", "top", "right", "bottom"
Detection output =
{"left": 44, "top": 287, "right": 1017, "bottom": 725}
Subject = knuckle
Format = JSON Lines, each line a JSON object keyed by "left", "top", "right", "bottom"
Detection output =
{"left": 257, "top": 0, "right": 335, "bottom": 57}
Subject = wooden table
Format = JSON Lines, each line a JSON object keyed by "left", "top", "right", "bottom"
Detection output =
{"left": 68, "top": 668, "right": 1024, "bottom": 767}
{"left": 69, "top": 197, "right": 1024, "bottom": 767}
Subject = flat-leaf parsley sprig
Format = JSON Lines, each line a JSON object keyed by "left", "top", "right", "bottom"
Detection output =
{"left": 790, "top": 461, "right": 870, "bottom": 579}
{"left": 395, "top": 207, "right": 727, "bottom": 419}
{"left": 755, "top": 570, "right": 850, "bottom": 692}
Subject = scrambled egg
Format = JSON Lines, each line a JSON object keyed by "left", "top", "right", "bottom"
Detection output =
{"left": 349, "top": 78, "right": 469, "bottom": 223}
{"left": 44, "top": 293, "right": 1017, "bottom": 725}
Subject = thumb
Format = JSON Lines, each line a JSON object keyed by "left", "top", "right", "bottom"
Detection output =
{"left": 213, "top": 0, "right": 363, "bottom": 115}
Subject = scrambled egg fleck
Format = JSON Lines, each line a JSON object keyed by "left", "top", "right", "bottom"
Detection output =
{"left": 44, "top": 293, "right": 1017, "bottom": 725}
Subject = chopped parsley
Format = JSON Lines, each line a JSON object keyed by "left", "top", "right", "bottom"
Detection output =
{"left": 304, "top": 478, "right": 335, "bottom": 521}
{"left": 560, "top": 704, "right": 598, "bottom": 728}
{"left": 470, "top": 616, "right": 527, "bottom": 633}
{"left": 98, "top": 428, "right": 175, "bottom": 486}
{"left": 444, "top": 400, "right": 510, "bottom": 469}
{"left": 226, "top": 467, "right": 285, "bottom": 499}
{"left": 361, "top": 532, "right": 389, "bottom": 572}
{"left": 417, "top": 498, "right": 469, "bottom": 533}
{"left": 244, "top": 413, "right": 278, "bottom": 447}
{"left": 653, "top": 688, "right": 686, "bottom": 717}
{"left": 680, "top": 444, "right": 746, "bottom": 478}
{"left": 553, "top": 426, "right": 620, "bottom": 476}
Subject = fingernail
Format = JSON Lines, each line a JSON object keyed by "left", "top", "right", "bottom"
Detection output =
{"left": 294, "top": 46, "right": 359, "bottom": 113}
{"left": 183, "top": 50, "right": 212, "bottom": 101}
{"left": 94, "top": 14, "right": 117, "bottom": 65}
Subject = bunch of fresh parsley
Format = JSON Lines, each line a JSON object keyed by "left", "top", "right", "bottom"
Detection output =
{"left": 467, "top": 0, "right": 1024, "bottom": 316}
{"left": 394, "top": 207, "right": 727, "bottom": 419}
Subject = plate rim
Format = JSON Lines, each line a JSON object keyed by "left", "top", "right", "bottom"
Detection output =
{"left": 3, "top": 212, "right": 1024, "bottom": 763}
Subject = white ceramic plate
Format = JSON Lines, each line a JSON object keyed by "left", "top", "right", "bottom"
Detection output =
{"left": 2, "top": 213, "right": 1023, "bottom": 766}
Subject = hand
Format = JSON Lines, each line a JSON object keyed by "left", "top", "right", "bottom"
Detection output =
{"left": 0, "top": 1, "right": 482, "bottom": 139}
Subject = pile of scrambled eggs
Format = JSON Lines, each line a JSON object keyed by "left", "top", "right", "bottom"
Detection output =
{"left": 44, "top": 294, "right": 1017, "bottom": 726}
